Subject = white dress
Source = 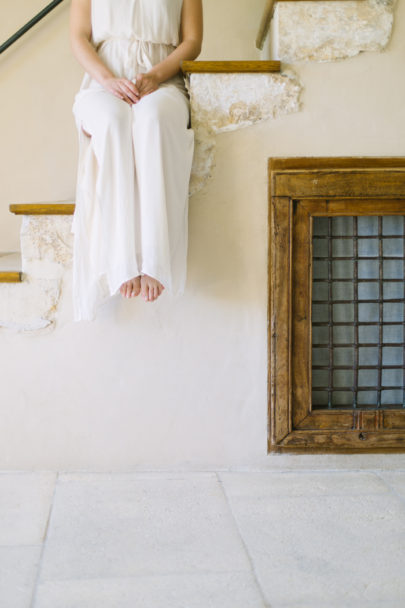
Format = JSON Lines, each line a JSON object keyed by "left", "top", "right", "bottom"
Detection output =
{"left": 72, "top": 0, "right": 194, "bottom": 321}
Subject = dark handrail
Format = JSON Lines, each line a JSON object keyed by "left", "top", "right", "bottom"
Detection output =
{"left": 0, "top": 0, "right": 65, "bottom": 55}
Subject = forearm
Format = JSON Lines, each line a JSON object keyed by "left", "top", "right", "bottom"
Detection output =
{"left": 71, "top": 35, "right": 115, "bottom": 85}
{"left": 148, "top": 39, "right": 201, "bottom": 84}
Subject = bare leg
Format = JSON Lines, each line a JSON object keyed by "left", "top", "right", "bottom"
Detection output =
{"left": 140, "top": 274, "right": 165, "bottom": 302}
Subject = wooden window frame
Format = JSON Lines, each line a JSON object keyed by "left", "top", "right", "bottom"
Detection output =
{"left": 268, "top": 157, "right": 405, "bottom": 453}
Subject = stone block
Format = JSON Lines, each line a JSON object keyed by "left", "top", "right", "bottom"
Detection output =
{"left": 276, "top": 0, "right": 395, "bottom": 62}
{"left": 187, "top": 72, "right": 301, "bottom": 193}
{"left": 0, "top": 214, "right": 73, "bottom": 332}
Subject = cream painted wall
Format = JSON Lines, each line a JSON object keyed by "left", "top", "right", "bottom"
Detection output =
{"left": 0, "top": 1, "right": 405, "bottom": 470}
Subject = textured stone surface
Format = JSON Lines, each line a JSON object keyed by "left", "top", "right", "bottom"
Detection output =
{"left": 276, "top": 0, "right": 395, "bottom": 63}
{"left": 3, "top": 471, "right": 405, "bottom": 607}
{"left": 187, "top": 72, "right": 301, "bottom": 194}
{"left": 0, "top": 472, "right": 56, "bottom": 544}
{"left": 220, "top": 471, "right": 405, "bottom": 605}
{"left": 0, "top": 278, "right": 61, "bottom": 331}
{"left": 189, "top": 73, "right": 301, "bottom": 134}
{"left": 0, "top": 547, "right": 42, "bottom": 608}
{"left": 35, "top": 573, "right": 266, "bottom": 608}
{"left": 0, "top": 215, "right": 73, "bottom": 331}
{"left": 39, "top": 473, "right": 252, "bottom": 581}
{"left": 21, "top": 216, "right": 73, "bottom": 266}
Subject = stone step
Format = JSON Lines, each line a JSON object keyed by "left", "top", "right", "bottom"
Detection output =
{"left": 9, "top": 203, "right": 75, "bottom": 215}
{"left": 0, "top": 253, "right": 22, "bottom": 283}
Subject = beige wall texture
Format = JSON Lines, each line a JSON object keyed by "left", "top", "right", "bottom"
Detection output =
{"left": 0, "top": 0, "right": 404, "bottom": 470}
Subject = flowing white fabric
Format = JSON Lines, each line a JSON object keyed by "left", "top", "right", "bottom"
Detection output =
{"left": 72, "top": 0, "right": 194, "bottom": 321}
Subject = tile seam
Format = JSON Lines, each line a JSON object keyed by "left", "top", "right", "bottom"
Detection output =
{"left": 215, "top": 471, "right": 273, "bottom": 608}
{"left": 372, "top": 471, "right": 405, "bottom": 510}
{"left": 29, "top": 472, "right": 59, "bottom": 608}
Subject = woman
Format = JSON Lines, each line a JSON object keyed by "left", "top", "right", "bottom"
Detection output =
{"left": 70, "top": 0, "right": 203, "bottom": 321}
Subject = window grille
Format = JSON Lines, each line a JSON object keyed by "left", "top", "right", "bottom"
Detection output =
{"left": 312, "top": 216, "right": 405, "bottom": 409}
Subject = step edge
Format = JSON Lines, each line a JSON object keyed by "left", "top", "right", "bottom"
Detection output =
{"left": 9, "top": 203, "right": 75, "bottom": 216}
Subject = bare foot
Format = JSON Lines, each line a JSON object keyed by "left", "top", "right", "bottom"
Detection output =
{"left": 120, "top": 275, "right": 141, "bottom": 299}
{"left": 140, "top": 274, "right": 165, "bottom": 302}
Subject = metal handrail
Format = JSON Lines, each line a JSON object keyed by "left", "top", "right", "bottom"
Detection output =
{"left": 0, "top": 0, "right": 65, "bottom": 55}
{"left": 256, "top": 0, "right": 276, "bottom": 50}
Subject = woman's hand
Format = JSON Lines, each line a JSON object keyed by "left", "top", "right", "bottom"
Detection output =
{"left": 102, "top": 77, "right": 140, "bottom": 105}
{"left": 135, "top": 72, "right": 160, "bottom": 98}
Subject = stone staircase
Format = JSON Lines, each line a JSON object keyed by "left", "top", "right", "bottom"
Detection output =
{"left": 0, "top": 204, "right": 75, "bottom": 284}
{"left": 0, "top": 203, "right": 75, "bottom": 331}
{"left": 0, "top": 252, "right": 22, "bottom": 283}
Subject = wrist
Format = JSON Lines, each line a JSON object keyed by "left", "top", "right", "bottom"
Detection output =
{"left": 148, "top": 67, "right": 163, "bottom": 84}
{"left": 98, "top": 70, "right": 115, "bottom": 87}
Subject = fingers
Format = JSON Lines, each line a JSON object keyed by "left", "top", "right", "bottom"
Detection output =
{"left": 112, "top": 88, "right": 133, "bottom": 105}
{"left": 120, "top": 80, "right": 140, "bottom": 104}
{"left": 110, "top": 79, "right": 140, "bottom": 105}
{"left": 103, "top": 76, "right": 145, "bottom": 105}
{"left": 135, "top": 74, "right": 158, "bottom": 99}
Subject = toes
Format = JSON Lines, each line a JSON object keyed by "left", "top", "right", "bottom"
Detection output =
{"left": 140, "top": 276, "right": 165, "bottom": 302}
{"left": 120, "top": 278, "right": 142, "bottom": 299}
{"left": 120, "top": 282, "right": 129, "bottom": 298}
{"left": 130, "top": 279, "right": 141, "bottom": 298}
{"left": 140, "top": 277, "right": 148, "bottom": 301}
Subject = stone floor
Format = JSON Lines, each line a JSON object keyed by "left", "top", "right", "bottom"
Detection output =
{"left": 2, "top": 465, "right": 405, "bottom": 608}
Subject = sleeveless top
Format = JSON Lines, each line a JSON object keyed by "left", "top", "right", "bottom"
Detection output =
{"left": 78, "top": 0, "right": 186, "bottom": 94}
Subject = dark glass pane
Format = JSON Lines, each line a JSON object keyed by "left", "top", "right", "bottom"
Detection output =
{"left": 312, "top": 215, "right": 405, "bottom": 410}
{"left": 383, "top": 216, "right": 404, "bottom": 236}
{"left": 358, "top": 239, "right": 378, "bottom": 258}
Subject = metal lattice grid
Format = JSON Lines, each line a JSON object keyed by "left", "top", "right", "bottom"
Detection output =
{"left": 311, "top": 215, "right": 405, "bottom": 409}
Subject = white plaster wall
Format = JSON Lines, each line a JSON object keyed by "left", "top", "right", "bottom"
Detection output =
{"left": 0, "top": 1, "right": 404, "bottom": 470}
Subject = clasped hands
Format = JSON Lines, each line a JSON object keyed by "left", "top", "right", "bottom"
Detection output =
{"left": 103, "top": 72, "right": 159, "bottom": 105}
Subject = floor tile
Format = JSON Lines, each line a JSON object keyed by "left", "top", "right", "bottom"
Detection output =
{"left": 39, "top": 473, "right": 252, "bottom": 581}
{"left": 376, "top": 471, "right": 405, "bottom": 502}
{"left": 0, "top": 472, "right": 56, "bottom": 545}
{"left": 219, "top": 470, "right": 389, "bottom": 497}
{"left": 219, "top": 471, "right": 405, "bottom": 605}
{"left": 0, "top": 545, "right": 42, "bottom": 608}
{"left": 277, "top": 603, "right": 401, "bottom": 608}
{"left": 34, "top": 572, "right": 265, "bottom": 608}
{"left": 250, "top": 453, "right": 405, "bottom": 471}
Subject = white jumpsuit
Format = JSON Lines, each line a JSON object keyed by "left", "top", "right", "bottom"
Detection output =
{"left": 72, "top": 0, "right": 194, "bottom": 321}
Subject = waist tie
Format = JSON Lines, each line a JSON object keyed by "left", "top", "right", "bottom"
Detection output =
{"left": 96, "top": 37, "right": 176, "bottom": 73}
